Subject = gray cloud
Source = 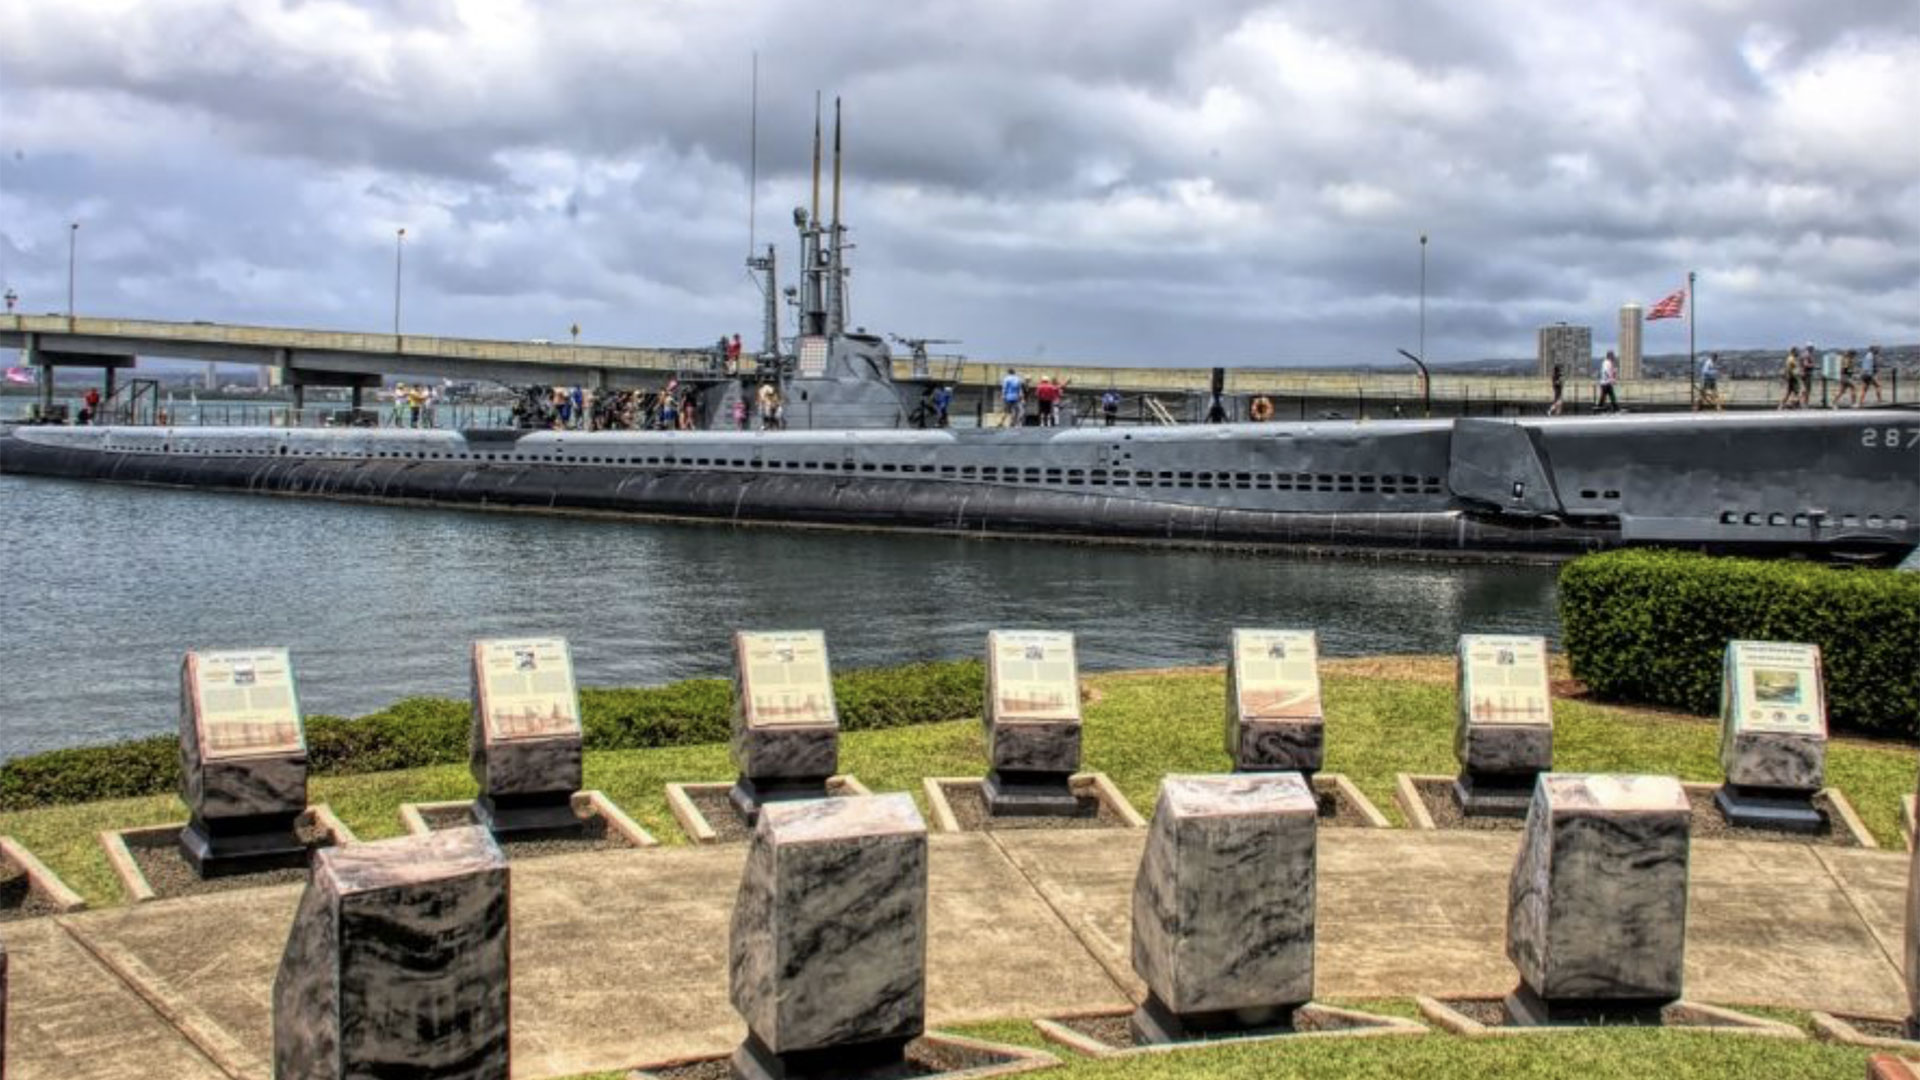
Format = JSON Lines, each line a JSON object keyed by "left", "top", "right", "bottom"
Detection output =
{"left": 1, "top": 0, "right": 1914, "bottom": 365}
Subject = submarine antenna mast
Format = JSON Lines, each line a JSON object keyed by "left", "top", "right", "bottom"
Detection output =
{"left": 744, "top": 51, "right": 780, "bottom": 361}
{"left": 798, "top": 93, "right": 827, "bottom": 339}
{"left": 827, "top": 96, "right": 846, "bottom": 337}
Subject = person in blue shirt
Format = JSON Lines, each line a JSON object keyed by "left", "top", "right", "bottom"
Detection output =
{"left": 1000, "top": 368, "right": 1024, "bottom": 427}
{"left": 1696, "top": 354, "right": 1720, "bottom": 411}
{"left": 1100, "top": 389, "right": 1120, "bottom": 427}
{"left": 931, "top": 384, "right": 953, "bottom": 427}
{"left": 1859, "top": 345, "right": 1885, "bottom": 406}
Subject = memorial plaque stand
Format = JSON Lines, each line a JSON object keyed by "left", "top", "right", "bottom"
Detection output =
{"left": 178, "top": 649, "right": 311, "bottom": 877}
{"left": 730, "top": 794, "right": 928, "bottom": 1080}
{"left": 730, "top": 631, "right": 840, "bottom": 822}
{"left": 1130, "top": 773, "right": 1318, "bottom": 1044}
{"left": 1506, "top": 774, "right": 1690, "bottom": 1025}
{"left": 984, "top": 630, "right": 1086, "bottom": 818}
{"left": 273, "top": 825, "right": 510, "bottom": 1079}
{"left": 1714, "top": 641, "right": 1827, "bottom": 834}
{"left": 1453, "top": 635, "right": 1554, "bottom": 818}
{"left": 1226, "top": 629, "right": 1325, "bottom": 776}
{"left": 471, "top": 637, "right": 586, "bottom": 839}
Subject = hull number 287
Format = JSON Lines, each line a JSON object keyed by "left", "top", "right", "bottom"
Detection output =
{"left": 1861, "top": 427, "right": 1920, "bottom": 449}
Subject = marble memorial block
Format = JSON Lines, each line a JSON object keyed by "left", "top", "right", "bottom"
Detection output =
{"left": 729, "top": 793, "right": 928, "bottom": 1080}
{"left": 273, "top": 825, "right": 510, "bottom": 1080}
{"left": 730, "top": 630, "right": 840, "bottom": 819}
{"left": 1506, "top": 774, "right": 1690, "bottom": 1023}
{"left": 1715, "top": 640, "right": 1828, "bottom": 832}
{"left": 983, "top": 629, "right": 1084, "bottom": 815}
{"left": 469, "top": 637, "right": 584, "bottom": 835}
{"left": 1454, "top": 634, "right": 1554, "bottom": 816}
{"left": 178, "top": 647, "right": 310, "bottom": 876}
{"left": 1909, "top": 760, "right": 1920, "bottom": 1040}
{"left": 1225, "top": 629, "right": 1325, "bottom": 774}
{"left": 1131, "top": 773, "right": 1318, "bottom": 1042}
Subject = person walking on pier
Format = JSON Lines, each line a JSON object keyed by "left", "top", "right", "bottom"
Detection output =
{"left": 1000, "top": 368, "right": 1024, "bottom": 427}
{"left": 1696, "top": 354, "right": 1721, "bottom": 411}
{"left": 1834, "top": 349, "right": 1859, "bottom": 408}
{"left": 1547, "top": 363, "right": 1564, "bottom": 416}
{"left": 1859, "top": 345, "right": 1885, "bottom": 405}
{"left": 1778, "top": 348, "right": 1801, "bottom": 409}
{"left": 1798, "top": 344, "right": 1816, "bottom": 409}
{"left": 1595, "top": 352, "right": 1619, "bottom": 413}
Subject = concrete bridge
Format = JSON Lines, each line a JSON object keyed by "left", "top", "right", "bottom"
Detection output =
{"left": 4, "top": 313, "right": 1894, "bottom": 422}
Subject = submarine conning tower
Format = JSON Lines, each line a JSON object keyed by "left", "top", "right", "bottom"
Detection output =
{"left": 741, "top": 93, "right": 907, "bottom": 429}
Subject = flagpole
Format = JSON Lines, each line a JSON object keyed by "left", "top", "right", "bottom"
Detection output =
{"left": 1687, "top": 270, "right": 1697, "bottom": 407}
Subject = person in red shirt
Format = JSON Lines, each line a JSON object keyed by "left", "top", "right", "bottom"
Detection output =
{"left": 1035, "top": 377, "right": 1065, "bottom": 427}
{"left": 725, "top": 333, "right": 742, "bottom": 373}
{"left": 82, "top": 386, "right": 102, "bottom": 425}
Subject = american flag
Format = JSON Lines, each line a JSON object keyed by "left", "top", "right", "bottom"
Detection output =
{"left": 1647, "top": 287, "right": 1687, "bottom": 321}
{"left": 4, "top": 367, "right": 35, "bottom": 385}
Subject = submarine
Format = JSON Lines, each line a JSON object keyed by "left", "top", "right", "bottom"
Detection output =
{"left": 4, "top": 111, "right": 1918, "bottom": 564}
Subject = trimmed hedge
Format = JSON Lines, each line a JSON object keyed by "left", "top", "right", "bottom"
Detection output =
{"left": 0, "top": 659, "right": 985, "bottom": 810}
{"left": 1559, "top": 549, "right": 1920, "bottom": 737}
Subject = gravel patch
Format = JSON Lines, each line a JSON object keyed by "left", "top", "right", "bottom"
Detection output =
{"left": 1312, "top": 777, "right": 1375, "bottom": 829}
{"left": 127, "top": 820, "right": 333, "bottom": 900}
{"left": 683, "top": 787, "right": 755, "bottom": 844}
{"left": 1, "top": 859, "right": 63, "bottom": 921}
{"left": 938, "top": 780, "right": 1126, "bottom": 832}
{"left": 1837, "top": 1015, "right": 1912, "bottom": 1041}
{"left": 637, "top": 1037, "right": 1005, "bottom": 1080}
{"left": 1411, "top": 778, "right": 1527, "bottom": 832}
{"left": 1441, "top": 996, "right": 1753, "bottom": 1029}
{"left": 1684, "top": 788, "right": 1859, "bottom": 848}
{"left": 1056, "top": 1006, "right": 1365, "bottom": 1048}
{"left": 417, "top": 802, "right": 637, "bottom": 859}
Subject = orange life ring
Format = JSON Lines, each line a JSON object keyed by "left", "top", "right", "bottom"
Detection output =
{"left": 1249, "top": 396, "right": 1274, "bottom": 421}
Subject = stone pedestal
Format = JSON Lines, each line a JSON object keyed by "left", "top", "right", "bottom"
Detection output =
{"left": 1225, "top": 629, "right": 1324, "bottom": 774}
{"left": 730, "top": 794, "right": 928, "bottom": 1080}
{"left": 469, "top": 637, "right": 584, "bottom": 836}
{"left": 1130, "top": 773, "right": 1317, "bottom": 1043}
{"left": 273, "top": 825, "right": 510, "bottom": 1080}
{"left": 178, "top": 648, "right": 310, "bottom": 877}
{"left": 1715, "top": 640, "right": 1827, "bottom": 832}
{"left": 730, "top": 631, "right": 840, "bottom": 821}
{"left": 984, "top": 630, "right": 1084, "bottom": 816}
{"left": 1506, "top": 774, "right": 1690, "bottom": 1023}
{"left": 1454, "top": 635, "right": 1553, "bottom": 816}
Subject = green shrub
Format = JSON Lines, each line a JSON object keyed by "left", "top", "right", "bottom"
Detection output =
{"left": 0, "top": 660, "right": 986, "bottom": 811}
{"left": 1560, "top": 550, "right": 1920, "bottom": 737}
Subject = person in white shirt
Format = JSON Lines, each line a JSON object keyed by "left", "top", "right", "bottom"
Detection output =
{"left": 1596, "top": 351, "right": 1619, "bottom": 413}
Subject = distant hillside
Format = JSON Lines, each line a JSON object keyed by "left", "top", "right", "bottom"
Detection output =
{"left": 1336, "top": 344, "right": 1919, "bottom": 379}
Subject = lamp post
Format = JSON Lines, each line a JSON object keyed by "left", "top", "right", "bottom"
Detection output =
{"left": 3, "top": 287, "right": 16, "bottom": 313}
{"left": 393, "top": 227, "right": 407, "bottom": 337}
{"left": 1418, "top": 233, "right": 1428, "bottom": 366}
{"left": 68, "top": 221, "right": 80, "bottom": 321}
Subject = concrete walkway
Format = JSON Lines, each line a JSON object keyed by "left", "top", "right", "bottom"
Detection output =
{"left": 4, "top": 828, "right": 1907, "bottom": 1080}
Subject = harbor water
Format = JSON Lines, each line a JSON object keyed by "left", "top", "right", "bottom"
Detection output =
{"left": 0, "top": 471, "right": 1561, "bottom": 760}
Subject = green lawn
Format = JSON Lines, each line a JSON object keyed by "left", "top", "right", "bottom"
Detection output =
{"left": 2, "top": 666, "right": 1910, "bottom": 907}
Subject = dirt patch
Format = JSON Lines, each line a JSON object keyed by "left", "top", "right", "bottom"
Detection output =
{"left": 1684, "top": 787, "right": 1860, "bottom": 848}
{"left": 1836, "top": 1015, "right": 1911, "bottom": 1041}
{"left": 938, "top": 780, "right": 1128, "bottom": 832}
{"left": 1442, "top": 997, "right": 1753, "bottom": 1029}
{"left": 418, "top": 802, "right": 639, "bottom": 859}
{"left": 1055, "top": 1006, "right": 1369, "bottom": 1049}
{"left": 1, "top": 858, "right": 63, "bottom": 921}
{"left": 637, "top": 1037, "right": 1008, "bottom": 1080}
{"left": 681, "top": 784, "right": 862, "bottom": 844}
{"left": 126, "top": 819, "right": 334, "bottom": 900}
{"left": 1410, "top": 778, "right": 1527, "bottom": 833}
{"left": 1313, "top": 777, "right": 1378, "bottom": 829}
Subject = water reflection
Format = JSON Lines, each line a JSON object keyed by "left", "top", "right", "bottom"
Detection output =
{"left": 0, "top": 474, "right": 1559, "bottom": 758}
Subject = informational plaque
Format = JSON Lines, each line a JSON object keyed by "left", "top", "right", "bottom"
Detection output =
{"left": 1458, "top": 635, "right": 1552, "bottom": 727}
{"left": 185, "top": 648, "right": 306, "bottom": 760}
{"left": 472, "top": 637, "right": 581, "bottom": 741}
{"left": 1232, "top": 629, "right": 1322, "bottom": 721}
{"left": 737, "top": 630, "right": 837, "bottom": 728}
{"left": 1721, "top": 640, "right": 1825, "bottom": 737}
{"left": 988, "top": 630, "right": 1080, "bottom": 722}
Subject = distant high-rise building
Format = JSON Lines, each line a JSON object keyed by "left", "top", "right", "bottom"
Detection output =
{"left": 259, "top": 364, "right": 280, "bottom": 389}
{"left": 1537, "top": 323, "right": 1592, "bottom": 378}
{"left": 203, "top": 362, "right": 217, "bottom": 391}
{"left": 1618, "top": 305, "right": 1643, "bottom": 380}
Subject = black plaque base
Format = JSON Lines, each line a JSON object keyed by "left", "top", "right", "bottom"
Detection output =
{"left": 1907, "top": 1016, "right": 1920, "bottom": 1041}
{"left": 1713, "top": 784, "right": 1823, "bottom": 833}
{"left": 730, "top": 1031, "right": 912, "bottom": 1080}
{"left": 475, "top": 792, "right": 581, "bottom": 838}
{"left": 1453, "top": 772, "right": 1537, "bottom": 818}
{"left": 179, "top": 812, "right": 309, "bottom": 878}
{"left": 1128, "top": 991, "right": 1300, "bottom": 1044}
{"left": 1504, "top": 983, "right": 1672, "bottom": 1027}
{"left": 983, "top": 770, "right": 1087, "bottom": 817}
{"left": 729, "top": 776, "right": 831, "bottom": 823}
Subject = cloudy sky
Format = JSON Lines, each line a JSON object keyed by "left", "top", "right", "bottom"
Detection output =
{"left": 1, "top": 0, "right": 1914, "bottom": 368}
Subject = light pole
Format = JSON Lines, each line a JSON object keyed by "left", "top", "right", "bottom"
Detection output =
{"left": 1418, "top": 233, "right": 1428, "bottom": 366}
{"left": 68, "top": 221, "right": 80, "bottom": 320}
{"left": 3, "top": 287, "right": 16, "bottom": 313}
{"left": 393, "top": 227, "right": 406, "bottom": 337}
